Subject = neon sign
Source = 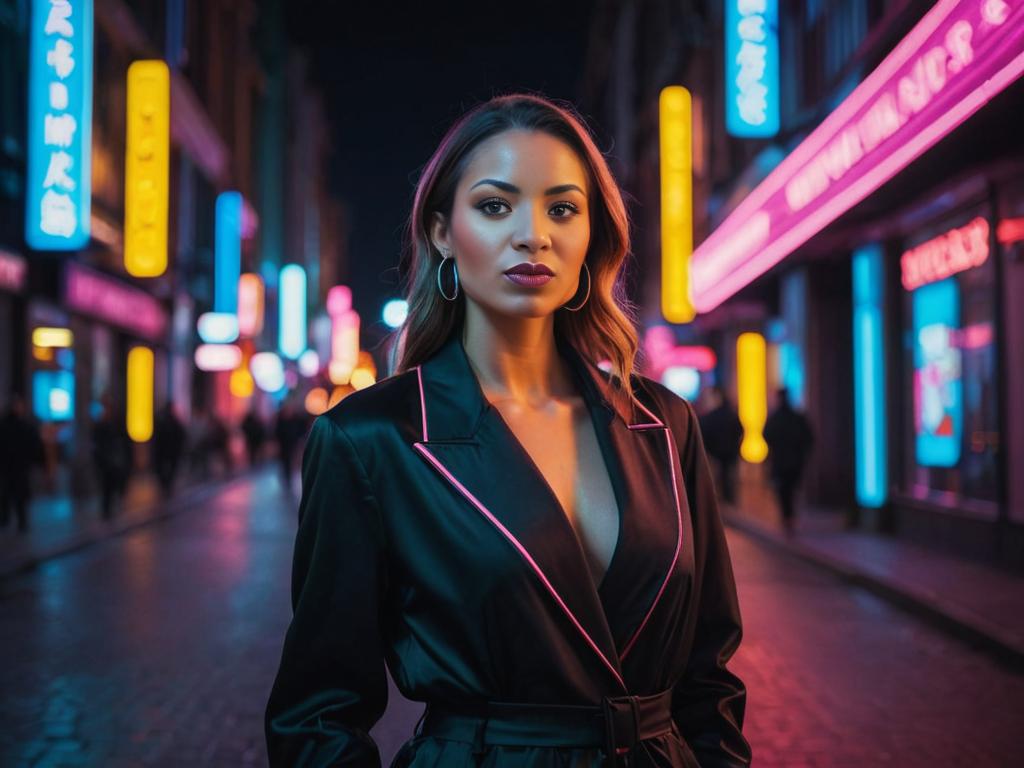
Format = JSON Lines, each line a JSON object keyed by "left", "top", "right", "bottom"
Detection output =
{"left": 659, "top": 86, "right": 695, "bottom": 322}
{"left": 901, "top": 216, "right": 989, "bottom": 290}
{"left": 725, "top": 0, "right": 779, "bottom": 138}
{"left": 692, "top": 0, "right": 1024, "bottom": 312}
{"left": 913, "top": 278, "right": 962, "bottom": 467}
{"left": 25, "top": 0, "right": 93, "bottom": 250}
{"left": 64, "top": 263, "right": 167, "bottom": 340}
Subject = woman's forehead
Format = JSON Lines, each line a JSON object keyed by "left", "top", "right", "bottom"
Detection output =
{"left": 460, "top": 130, "right": 588, "bottom": 193}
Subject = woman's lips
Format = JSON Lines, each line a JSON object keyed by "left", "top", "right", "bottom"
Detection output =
{"left": 504, "top": 273, "right": 553, "bottom": 287}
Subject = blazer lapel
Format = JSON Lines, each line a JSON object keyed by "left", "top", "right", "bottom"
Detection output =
{"left": 411, "top": 333, "right": 683, "bottom": 690}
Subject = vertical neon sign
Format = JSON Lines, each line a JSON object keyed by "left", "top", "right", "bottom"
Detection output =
{"left": 279, "top": 264, "right": 307, "bottom": 360}
{"left": 659, "top": 86, "right": 695, "bottom": 323}
{"left": 215, "top": 191, "right": 242, "bottom": 314}
{"left": 124, "top": 60, "right": 170, "bottom": 277}
{"left": 725, "top": 0, "right": 779, "bottom": 138}
{"left": 26, "top": 0, "right": 94, "bottom": 250}
{"left": 852, "top": 245, "right": 887, "bottom": 508}
{"left": 737, "top": 332, "right": 768, "bottom": 463}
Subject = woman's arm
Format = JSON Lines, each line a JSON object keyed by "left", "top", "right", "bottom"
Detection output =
{"left": 265, "top": 413, "right": 389, "bottom": 767}
{"left": 671, "top": 397, "right": 752, "bottom": 767}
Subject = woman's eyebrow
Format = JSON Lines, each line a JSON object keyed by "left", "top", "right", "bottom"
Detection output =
{"left": 469, "top": 179, "right": 585, "bottom": 196}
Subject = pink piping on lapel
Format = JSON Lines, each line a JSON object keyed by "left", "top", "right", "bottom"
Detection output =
{"left": 614, "top": 397, "right": 679, "bottom": 663}
{"left": 416, "top": 365, "right": 429, "bottom": 441}
{"left": 626, "top": 395, "right": 665, "bottom": 431}
{"left": 412, "top": 440, "right": 626, "bottom": 690}
{"left": 416, "top": 358, "right": 625, "bottom": 685}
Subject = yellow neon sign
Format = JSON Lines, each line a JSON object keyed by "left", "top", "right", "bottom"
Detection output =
{"left": 32, "top": 327, "right": 73, "bottom": 348}
{"left": 737, "top": 332, "right": 768, "bottom": 463}
{"left": 659, "top": 86, "right": 695, "bottom": 324}
{"left": 124, "top": 60, "right": 170, "bottom": 277}
{"left": 127, "top": 346, "right": 154, "bottom": 443}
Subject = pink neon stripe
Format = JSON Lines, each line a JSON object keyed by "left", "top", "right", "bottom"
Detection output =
{"left": 413, "top": 441, "right": 626, "bottom": 689}
{"left": 692, "top": 0, "right": 959, "bottom": 261}
{"left": 619, "top": 430, "right": 683, "bottom": 661}
{"left": 630, "top": 396, "right": 665, "bottom": 429}
{"left": 416, "top": 365, "right": 428, "bottom": 442}
{"left": 696, "top": 47, "right": 1024, "bottom": 312}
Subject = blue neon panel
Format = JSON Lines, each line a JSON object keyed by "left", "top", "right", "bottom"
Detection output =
{"left": 25, "top": 0, "right": 94, "bottom": 250}
{"left": 725, "top": 0, "right": 779, "bottom": 138}
{"left": 912, "top": 278, "right": 962, "bottom": 468}
{"left": 852, "top": 245, "right": 887, "bottom": 508}
{"left": 33, "top": 369, "right": 75, "bottom": 421}
{"left": 215, "top": 191, "right": 242, "bottom": 314}
{"left": 279, "top": 264, "right": 307, "bottom": 360}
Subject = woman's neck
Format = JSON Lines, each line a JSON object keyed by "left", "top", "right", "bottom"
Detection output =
{"left": 460, "top": 304, "right": 574, "bottom": 408}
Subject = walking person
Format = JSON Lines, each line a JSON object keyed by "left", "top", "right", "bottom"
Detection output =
{"left": 0, "top": 395, "right": 44, "bottom": 534}
{"left": 241, "top": 408, "right": 266, "bottom": 467}
{"left": 698, "top": 386, "right": 743, "bottom": 506}
{"left": 265, "top": 94, "right": 750, "bottom": 767}
{"left": 91, "top": 397, "right": 132, "bottom": 520}
{"left": 152, "top": 403, "right": 186, "bottom": 496}
{"left": 763, "top": 388, "right": 815, "bottom": 535}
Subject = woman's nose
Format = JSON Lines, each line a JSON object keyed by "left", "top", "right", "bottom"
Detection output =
{"left": 511, "top": 206, "right": 552, "bottom": 252}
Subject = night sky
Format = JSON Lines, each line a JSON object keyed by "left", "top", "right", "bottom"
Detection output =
{"left": 285, "top": 0, "right": 598, "bottom": 348}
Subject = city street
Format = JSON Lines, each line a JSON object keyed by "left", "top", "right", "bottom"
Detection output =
{"left": 1, "top": 468, "right": 1022, "bottom": 767}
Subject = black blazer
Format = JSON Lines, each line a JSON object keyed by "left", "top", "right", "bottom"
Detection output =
{"left": 265, "top": 332, "right": 751, "bottom": 767}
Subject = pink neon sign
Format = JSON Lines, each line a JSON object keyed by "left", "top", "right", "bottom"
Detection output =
{"left": 690, "top": 0, "right": 1024, "bottom": 312}
{"left": 901, "top": 216, "right": 989, "bottom": 290}
{"left": 0, "top": 248, "right": 27, "bottom": 293}
{"left": 64, "top": 262, "right": 167, "bottom": 340}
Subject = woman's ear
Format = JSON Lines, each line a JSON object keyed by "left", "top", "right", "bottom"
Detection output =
{"left": 429, "top": 212, "right": 450, "bottom": 256}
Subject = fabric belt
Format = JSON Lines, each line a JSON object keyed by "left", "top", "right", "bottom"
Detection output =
{"left": 418, "top": 688, "right": 675, "bottom": 767}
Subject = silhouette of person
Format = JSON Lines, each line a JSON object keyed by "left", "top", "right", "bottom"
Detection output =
{"left": 241, "top": 409, "right": 266, "bottom": 467}
{"left": 0, "top": 395, "right": 44, "bottom": 533}
{"left": 152, "top": 403, "right": 186, "bottom": 495}
{"left": 764, "top": 388, "right": 814, "bottom": 534}
{"left": 91, "top": 396, "right": 132, "bottom": 520}
{"left": 698, "top": 386, "right": 743, "bottom": 506}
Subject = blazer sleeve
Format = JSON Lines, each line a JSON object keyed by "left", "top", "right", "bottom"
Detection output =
{"left": 671, "top": 398, "right": 752, "bottom": 767}
{"left": 265, "top": 413, "right": 389, "bottom": 767}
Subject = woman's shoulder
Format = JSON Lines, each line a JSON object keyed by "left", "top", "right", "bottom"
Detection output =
{"left": 629, "top": 372, "right": 700, "bottom": 433}
{"left": 315, "top": 367, "right": 421, "bottom": 439}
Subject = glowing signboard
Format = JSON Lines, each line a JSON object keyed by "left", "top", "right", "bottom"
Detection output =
{"left": 900, "top": 216, "right": 989, "bottom": 290}
{"left": 279, "top": 264, "right": 307, "bottom": 360}
{"left": 25, "top": 0, "right": 94, "bottom": 250}
{"left": 852, "top": 245, "right": 887, "bottom": 508}
{"left": 127, "top": 346, "right": 154, "bottom": 442}
{"left": 737, "top": 332, "right": 768, "bottom": 463}
{"left": 659, "top": 86, "right": 695, "bottom": 323}
{"left": 64, "top": 262, "right": 167, "bottom": 340}
{"left": 0, "top": 249, "right": 28, "bottom": 292}
{"left": 237, "top": 273, "right": 264, "bottom": 337}
{"left": 33, "top": 369, "right": 74, "bottom": 421}
{"left": 693, "top": 0, "right": 1024, "bottom": 312}
{"left": 124, "top": 60, "right": 170, "bottom": 277}
{"left": 215, "top": 191, "right": 242, "bottom": 314}
{"left": 725, "top": 0, "right": 779, "bottom": 137}
{"left": 913, "top": 278, "right": 962, "bottom": 467}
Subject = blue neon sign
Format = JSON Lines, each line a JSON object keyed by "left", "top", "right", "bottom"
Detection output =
{"left": 279, "top": 264, "right": 307, "bottom": 360}
{"left": 25, "top": 0, "right": 94, "bottom": 250}
{"left": 852, "top": 245, "right": 887, "bottom": 508}
{"left": 913, "top": 278, "right": 962, "bottom": 468}
{"left": 725, "top": 0, "right": 779, "bottom": 138}
{"left": 215, "top": 191, "right": 242, "bottom": 314}
{"left": 33, "top": 369, "right": 75, "bottom": 421}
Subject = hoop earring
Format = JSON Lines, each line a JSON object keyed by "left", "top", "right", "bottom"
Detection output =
{"left": 561, "top": 262, "right": 591, "bottom": 312}
{"left": 436, "top": 251, "right": 459, "bottom": 301}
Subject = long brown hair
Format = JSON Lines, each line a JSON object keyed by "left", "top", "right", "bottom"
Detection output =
{"left": 388, "top": 93, "right": 642, "bottom": 405}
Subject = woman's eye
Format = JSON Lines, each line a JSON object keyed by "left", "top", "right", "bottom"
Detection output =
{"left": 551, "top": 202, "right": 580, "bottom": 218}
{"left": 477, "top": 199, "right": 510, "bottom": 216}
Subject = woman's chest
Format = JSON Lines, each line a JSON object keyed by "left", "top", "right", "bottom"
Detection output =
{"left": 492, "top": 399, "right": 620, "bottom": 588}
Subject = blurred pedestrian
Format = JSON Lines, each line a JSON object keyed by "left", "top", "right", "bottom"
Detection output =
{"left": 0, "top": 395, "right": 44, "bottom": 533}
{"left": 91, "top": 396, "right": 132, "bottom": 520}
{"left": 187, "top": 408, "right": 211, "bottom": 480}
{"left": 241, "top": 408, "right": 266, "bottom": 467}
{"left": 764, "top": 388, "right": 815, "bottom": 534}
{"left": 152, "top": 403, "right": 186, "bottom": 496}
{"left": 209, "top": 415, "right": 232, "bottom": 475}
{"left": 274, "top": 400, "right": 307, "bottom": 492}
{"left": 698, "top": 386, "right": 743, "bottom": 506}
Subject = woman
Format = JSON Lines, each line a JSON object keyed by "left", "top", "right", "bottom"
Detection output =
{"left": 265, "top": 93, "right": 751, "bottom": 768}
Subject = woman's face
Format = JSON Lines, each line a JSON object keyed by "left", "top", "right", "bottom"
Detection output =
{"left": 432, "top": 129, "right": 591, "bottom": 319}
